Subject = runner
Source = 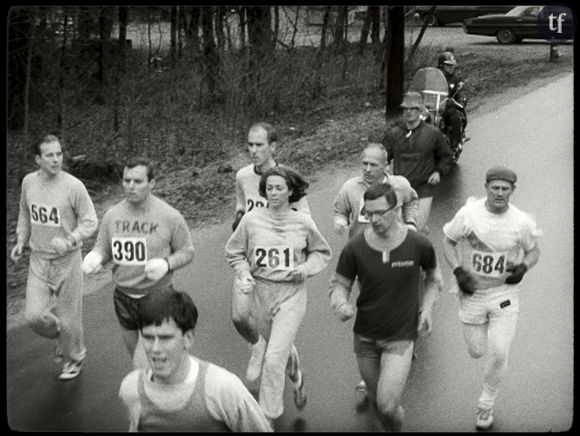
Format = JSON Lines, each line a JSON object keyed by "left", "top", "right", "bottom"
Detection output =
{"left": 118, "top": 289, "right": 272, "bottom": 432}
{"left": 333, "top": 142, "right": 419, "bottom": 392}
{"left": 382, "top": 91, "right": 453, "bottom": 231}
{"left": 225, "top": 166, "right": 331, "bottom": 427}
{"left": 232, "top": 122, "right": 310, "bottom": 384}
{"left": 329, "top": 182, "right": 442, "bottom": 431}
{"left": 10, "top": 134, "right": 98, "bottom": 380}
{"left": 333, "top": 142, "right": 419, "bottom": 238}
{"left": 442, "top": 166, "right": 541, "bottom": 430}
{"left": 82, "top": 157, "right": 195, "bottom": 367}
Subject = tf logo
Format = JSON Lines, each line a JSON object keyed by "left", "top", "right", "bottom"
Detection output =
{"left": 537, "top": 4, "right": 575, "bottom": 41}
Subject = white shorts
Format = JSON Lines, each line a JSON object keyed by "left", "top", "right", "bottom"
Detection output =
{"left": 458, "top": 284, "right": 520, "bottom": 325}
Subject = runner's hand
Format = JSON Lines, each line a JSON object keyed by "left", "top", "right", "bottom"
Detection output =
{"left": 288, "top": 267, "right": 307, "bottom": 282}
{"left": 145, "top": 258, "right": 170, "bottom": 281}
{"left": 427, "top": 171, "right": 441, "bottom": 185}
{"left": 417, "top": 310, "right": 433, "bottom": 336}
{"left": 50, "top": 236, "right": 72, "bottom": 255}
{"left": 82, "top": 251, "right": 103, "bottom": 274}
{"left": 453, "top": 266, "right": 477, "bottom": 294}
{"left": 505, "top": 263, "right": 528, "bottom": 284}
{"left": 236, "top": 271, "right": 256, "bottom": 293}
{"left": 333, "top": 216, "right": 348, "bottom": 235}
{"left": 335, "top": 301, "right": 355, "bottom": 322}
{"left": 10, "top": 244, "right": 23, "bottom": 263}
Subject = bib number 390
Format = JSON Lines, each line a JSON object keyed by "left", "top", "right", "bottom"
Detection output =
{"left": 112, "top": 237, "right": 147, "bottom": 266}
{"left": 254, "top": 246, "right": 294, "bottom": 270}
{"left": 471, "top": 250, "right": 506, "bottom": 278}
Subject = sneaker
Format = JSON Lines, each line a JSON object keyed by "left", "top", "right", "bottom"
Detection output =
{"left": 356, "top": 379, "right": 367, "bottom": 392}
{"left": 291, "top": 371, "right": 307, "bottom": 410}
{"left": 246, "top": 336, "right": 267, "bottom": 383}
{"left": 475, "top": 407, "right": 494, "bottom": 430}
{"left": 59, "top": 358, "right": 85, "bottom": 381}
{"left": 54, "top": 344, "right": 63, "bottom": 364}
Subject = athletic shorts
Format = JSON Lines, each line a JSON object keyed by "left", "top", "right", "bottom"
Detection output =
{"left": 113, "top": 285, "right": 174, "bottom": 330}
{"left": 353, "top": 334, "right": 414, "bottom": 359}
{"left": 459, "top": 284, "right": 520, "bottom": 325}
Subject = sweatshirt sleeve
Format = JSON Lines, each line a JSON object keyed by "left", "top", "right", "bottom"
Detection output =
{"left": 69, "top": 180, "right": 98, "bottom": 244}
{"left": 298, "top": 215, "right": 332, "bottom": 277}
{"left": 434, "top": 130, "right": 453, "bottom": 176}
{"left": 167, "top": 212, "right": 195, "bottom": 270}
{"left": 397, "top": 177, "right": 419, "bottom": 226}
{"left": 205, "top": 365, "right": 273, "bottom": 432}
{"left": 224, "top": 215, "right": 252, "bottom": 275}
{"left": 15, "top": 178, "right": 31, "bottom": 247}
{"left": 234, "top": 171, "right": 246, "bottom": 215}
{"left": 333, "top": 183, "right": 352, "bottom": 223}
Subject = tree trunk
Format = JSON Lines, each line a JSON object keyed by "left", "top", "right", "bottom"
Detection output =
{"left": 410, "top": 5, "right": 435, "bottom": 58}
{"left": 98, "top": 6, "right": 114, "bottom": 103}
{"left": 385, "top": 6, "right": 405, "bottom": 119}
{"left": 358, "top": 6, "right": 371, "bottom": 54}
{"left": 185, "top": 6, "right": 201, "bottom": 55}
{"left": 7, "top": 8, "right": 35, "bottom": 130}
{"left": 333, "top": 6, "right": 347, "bottom": 48}
{"left": 201, "top": 6, "right": 219, "bottom": 98}
{"left": 170, "top": 6, "right": 177, "bottom": 67}
{"left": 246, "top": 6, "right": 273, "bottom": 111}
{"left": 312, "top": 6, "right": 332, "bottom": 100}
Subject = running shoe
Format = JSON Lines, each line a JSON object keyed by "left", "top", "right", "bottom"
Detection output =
{"left": 246, "top": 336, "right": 267, "bottom": 383}
{"left": 59, "top": 358, "right": 85, "bottom": 381}
{"left": 475, "top": 407, "right": 494, "bottom": 430}
{"left": 291, "top": 371, "right": 307, "bottom": 410}
{"left": 54, "top": 344, "right": 63, "bottom": 363}
{"left": 356, "top": 379, "right": 367, "bottom": 392}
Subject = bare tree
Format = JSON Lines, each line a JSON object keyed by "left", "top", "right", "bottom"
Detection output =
{"left": 384, "top": 6, "right": 405, "bottom": 119}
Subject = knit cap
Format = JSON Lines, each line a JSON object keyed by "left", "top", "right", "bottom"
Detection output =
{"left": 485, "top": 166, "right": 517, "bottom": 184}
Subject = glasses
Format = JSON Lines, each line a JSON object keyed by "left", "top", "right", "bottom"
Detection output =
{"left": 362, "top": 204, "right": 397, "bottom": 219}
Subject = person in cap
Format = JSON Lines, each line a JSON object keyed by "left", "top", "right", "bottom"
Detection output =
{"left": 442, "top": 166, "right": 541, "bottom": 430}
{"left": 437, "top": 49, "right": 468, "bottom": 152}
{"left": 382, "top": 91, "right": 453, "bottom": 231}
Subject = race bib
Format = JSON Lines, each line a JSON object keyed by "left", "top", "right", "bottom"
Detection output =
{"left": 357, "top": 198, "right": 370, "bottom": 223}
{"left": 246, "top": 196, "right": 268, "bottom": 212}
{"left": 470, "top": 249, "right": 507, "bottom": 278}
{"left": 30, "top": 203, "right": 61, "bottom": 227}
{"left": 112, "top": 237, "right": 148, "bottom": 266}
{"left": 254, "top": 245, "right": 294, "bottom": 270}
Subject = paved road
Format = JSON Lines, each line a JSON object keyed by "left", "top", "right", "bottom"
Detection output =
{"left": 6, "top": 73, "right": 573, "bottom": 432}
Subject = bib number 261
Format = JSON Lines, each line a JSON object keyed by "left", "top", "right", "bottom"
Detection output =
{"left": 254, "top": 246, "right": 294, "bottom": 270}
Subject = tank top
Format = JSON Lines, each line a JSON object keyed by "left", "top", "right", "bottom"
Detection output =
{"left": 137, "top": 360, "right": 231, "bottom": 432}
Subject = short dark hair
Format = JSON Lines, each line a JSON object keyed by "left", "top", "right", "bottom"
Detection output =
{"left": 136, "top": 289, "right": 198, "bottom": 334}
{"left": 258, "top": 166, "right": 308, "bottom": 204}
{"left": 34, "top": 134, "right": 62, "bottom": 157}
{"left": 125, "top": 156, "right": 156, "bottom": 181}
{"left": 249, "top": 122, "right": 277, "bottom": 144}
{"left": 363, "top": 182, "right": 398, "bottom": 208}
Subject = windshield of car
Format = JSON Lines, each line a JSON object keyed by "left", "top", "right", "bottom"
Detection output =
{"left": 506, "top": 6, "right": 542, "bottom": 17}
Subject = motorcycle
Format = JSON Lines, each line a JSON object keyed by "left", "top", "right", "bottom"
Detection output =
{"left": 408, "top": 67, "right": 469, "bottom": 164}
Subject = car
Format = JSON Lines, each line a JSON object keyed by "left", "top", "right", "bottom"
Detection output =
{"left": 412, "top": 6, "right": 514, "bottom": 26}
{"left": 463, "top": 5, "right": 574, "bottom": 44}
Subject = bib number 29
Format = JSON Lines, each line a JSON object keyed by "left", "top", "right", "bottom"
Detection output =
{"left": 112, "top": 237, "right": 147, "bottom": 265}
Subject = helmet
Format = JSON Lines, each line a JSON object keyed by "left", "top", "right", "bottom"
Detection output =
{"left": 438, "top": 51, "right": 457, "bottom": 67}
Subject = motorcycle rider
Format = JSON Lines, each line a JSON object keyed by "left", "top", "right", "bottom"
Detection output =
{"left": 437, "top": 50, "right": 468, "bottom": 153}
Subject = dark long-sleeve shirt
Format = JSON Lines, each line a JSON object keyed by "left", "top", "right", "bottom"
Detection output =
{"left": 383, "top": 121, "right": 452, "bottom": 197}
